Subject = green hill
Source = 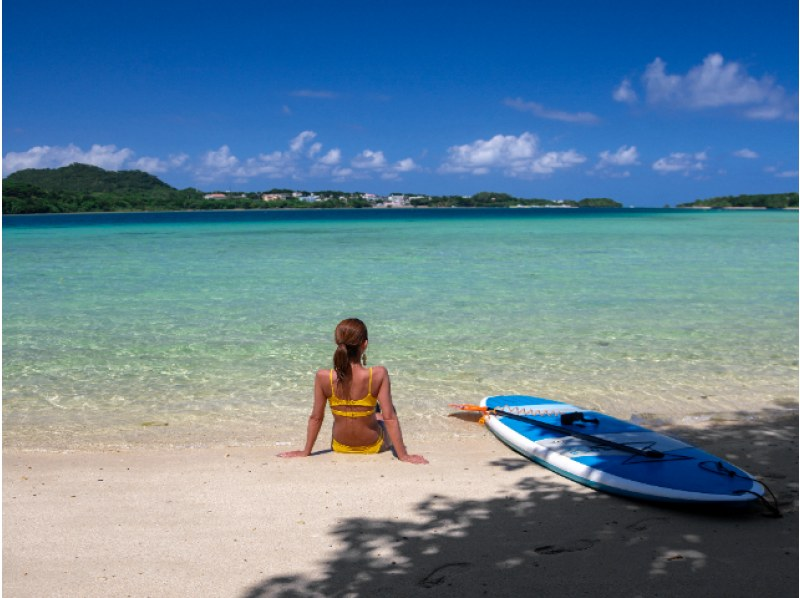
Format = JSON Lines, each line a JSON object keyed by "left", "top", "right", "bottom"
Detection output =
{"left": 4, "top": 163, "right": 175, "bottom": 193}
{"left": 1, "top": 164, "right": 216, "bottom": 214}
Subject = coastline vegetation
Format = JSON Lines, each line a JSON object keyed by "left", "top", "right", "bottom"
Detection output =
{"left": 1, "top": 163, "right": 794, "bottom": 214}
{"left": 676, "top": 193, "right": 798, "bottom": 209}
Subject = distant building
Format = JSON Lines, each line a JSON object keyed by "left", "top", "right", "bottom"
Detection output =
{"left": 386, "top": 193, "right": 408, "bottom": 207}
{"left": 204, "top": 193, "right": 227, "bottom": 200}
{"left": 261, "top": 193, "right": 287, "bottom": 202}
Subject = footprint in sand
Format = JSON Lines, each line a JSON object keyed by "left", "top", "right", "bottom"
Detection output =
{"left": 625, "top": 517, "right": 669, "bottom": 532}
{"left": 418, "top": 562, "right": 472, "bottom": 588}
{"left": 534, "top": 539, "right": 597, "bottom": 555}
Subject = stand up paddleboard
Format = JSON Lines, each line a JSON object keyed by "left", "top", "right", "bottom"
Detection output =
{"left": 454, "top": 395, "right": 773, "bottom": 509}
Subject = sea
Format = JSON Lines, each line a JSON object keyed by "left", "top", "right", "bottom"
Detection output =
{"left": 3, "top": 208, "right": 798, "bottom": 450}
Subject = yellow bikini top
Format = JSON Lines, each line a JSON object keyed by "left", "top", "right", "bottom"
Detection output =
{"left": 329, "top": 368, "right": 377, "bottom": 417}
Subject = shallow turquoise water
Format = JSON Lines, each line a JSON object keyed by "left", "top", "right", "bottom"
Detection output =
{"left": 3, "top": 209, "right": 797, "bottom": 449}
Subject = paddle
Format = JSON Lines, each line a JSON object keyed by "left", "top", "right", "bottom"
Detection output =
{"left": 450, "top": 404, "right": 665, "bottom": 459}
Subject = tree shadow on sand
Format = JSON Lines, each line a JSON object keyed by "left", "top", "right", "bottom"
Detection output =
{"left": 243, "top": 412, "right": 797, "bottom": 598}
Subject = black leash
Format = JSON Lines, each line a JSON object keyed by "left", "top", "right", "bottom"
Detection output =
{"left": 701, "top": 460, "right": 783, "bottom": 517}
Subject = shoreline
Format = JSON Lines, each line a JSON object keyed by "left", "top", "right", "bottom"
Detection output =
{"left": 4, "top": 205, "right": 800, "bottom": 218}
{"left": 4, "top": 411, "right": 797, "bottom": 597}
{"left": 4, "top": 403, "right": 797, "bottom": 453}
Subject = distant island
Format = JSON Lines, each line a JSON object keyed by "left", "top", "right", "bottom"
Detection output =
{"left": 1, "top": 163, "right": 795, "bottom": 214}
{"left": 676, "top": 193, "right": 798, "bottom": 209}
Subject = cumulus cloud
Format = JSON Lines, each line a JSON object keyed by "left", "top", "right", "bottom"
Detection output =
{"left": 612, "top": 79, "right": 638, "bottom": 104}
{"left": 439, "top": 132, "right": 585, "bottom": 177}
{"left": 348, "top": 149, "right": 420, "bottom": 180}
{"left": 598, "top": 145, "right": 639, "bottom": 167}
{"left": 733, "top": 148, "right": 759, "bottom": 159}
{"left": 191, "top": 133, "right": 418, "bottom": 184}
{"left": 504, "top": 98, "right": 599, "bottom": 124}
{"left": 352, "top": 149, "right": 389, "bottom": 170}
{"left": 3, "top": 133, "right": 421, "bottom": 186}
{"left": 592, "top": 145, "right": 639, "bottom": 177}
{"left": 131, "top": 156, "right": 170, "bottom": 173}
{"left": 289, "top": 130, "right": 317, "bottom": 153}
{"left": 652, "top": 151, "right": 708, "bottom": 175}
{"left": 318, "top": 148, "right": 342, "bottom": 166}
{"left": 615, "top": 53, "right": 797, "bottom": 120}
{"left": 2, "top": 143, "right": 135, "bottom": 175}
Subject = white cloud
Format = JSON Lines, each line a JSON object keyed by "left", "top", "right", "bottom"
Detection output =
{"left": 2, "top": 143, "right": 134, "bottom": 175}
{"left": 640, "top": 53, "right": 796, "bottom": 120}
{"left": 592, "top": 145, "right": 639, "bottom": 177}
{"left": 131, "top": 156, "right": 168, "bottom": 173}
{"left": 652, "top": 151, "right": 708, "bottom": 174}
{"left": 504, "top": 98, "right": 599, "bottom": 124}
{"left": 318, "top": 149, "right": 341, "bottom": 166}
{"left": 765, "top": 166, "right": 799, "bottom": 178}
{"left": 191, "top": 134, "right": 417, "bottom": 184}
{"left": 289, "top": 130, "right": 317, "bottom": 153}
{"left": 598, "top": 145, "right": 639, "bottom": 168}
{"left": 613, "top": 79, "right": 638, "bottom": 104}
{"left": 439, "top": 132, "right": 585, "bottom": 177}
{"left": 348, "top": 150, "right": 420, "bottom": 180}
{"left": 352, "top": 149, "right": 389, "bottom": 170}
{"left": 733, "top": 148, "right": 759, "bottom": 159}
{"left": 382, "top": 158, "right": 421, "bottom": 180}
{"left": 393, "top": 158, "right": 418, "bottom": 173}
{"left": 201, "top": 145, "right": 238, "bottom": 168}
{"left": 131, "top": 153, "right": 189, "bottom": 174}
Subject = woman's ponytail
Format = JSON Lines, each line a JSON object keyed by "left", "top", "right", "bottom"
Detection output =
{"left": 333, "top": 342, "right": 352, "bottom": 398}
{"left": 332, "top": 318, "right": 368, "bottom": 401}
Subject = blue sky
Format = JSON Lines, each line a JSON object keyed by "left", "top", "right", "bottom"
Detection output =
{"left": 3, "top": 0, "right": 798, "bottom": 206}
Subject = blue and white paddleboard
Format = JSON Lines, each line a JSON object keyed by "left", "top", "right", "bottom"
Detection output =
{"left": 481, "top": 395, "right": 765, "bottom": 505}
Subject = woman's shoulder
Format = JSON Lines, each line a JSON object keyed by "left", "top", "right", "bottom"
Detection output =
{"left": 370, "top": 365, "right": 389, "bottom": 381}
{"left": 315, "top": 368, "right": 332, "bottom": 382}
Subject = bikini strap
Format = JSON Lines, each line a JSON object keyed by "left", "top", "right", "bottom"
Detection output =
{"left": 329, "top": 368, "right": 336, "bottom": 399}
{"left": 368, "top": 367, "right": 373, "bottom": 396}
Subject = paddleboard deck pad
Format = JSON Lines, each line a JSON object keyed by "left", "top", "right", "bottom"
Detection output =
{"left": 480, "top": 395, "right": 766, "bottom": 505}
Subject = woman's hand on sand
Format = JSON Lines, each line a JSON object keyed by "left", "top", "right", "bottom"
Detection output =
{"left": 278, "top": 450, "right": 308, "bottom": 458}
{"left": 399, "top": 453, "right": 428, "bottom": 464}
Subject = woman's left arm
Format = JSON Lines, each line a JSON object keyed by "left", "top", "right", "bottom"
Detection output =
{"left": 278, "top": 370, "right": 328, "bottom": 458}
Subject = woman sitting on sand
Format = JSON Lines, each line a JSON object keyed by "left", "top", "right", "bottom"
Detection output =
{"left": 279, "top": 318, "right": 427, "bottom": 464}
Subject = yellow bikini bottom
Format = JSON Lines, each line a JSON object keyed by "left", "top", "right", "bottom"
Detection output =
{"left": 331, "top": 429, "right": 384, "bottom": 454}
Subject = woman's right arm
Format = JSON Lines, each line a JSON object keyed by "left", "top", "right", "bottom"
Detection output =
{"left": 376, "top": 367, "right": 428, "bottom": 464}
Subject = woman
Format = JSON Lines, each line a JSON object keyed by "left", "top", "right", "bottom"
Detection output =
{"left": 278, "top": 318, "right": 427, "bottom": 464}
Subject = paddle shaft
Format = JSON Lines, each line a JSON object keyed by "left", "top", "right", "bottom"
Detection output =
{"left": 490, "top": 408, "right": 665, "bottom": 459}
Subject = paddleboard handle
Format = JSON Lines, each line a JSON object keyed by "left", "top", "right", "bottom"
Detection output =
{"left": 560, "top": 411, "right": 599, "bottom": 426}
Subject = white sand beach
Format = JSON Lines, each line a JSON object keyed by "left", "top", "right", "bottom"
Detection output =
{"left": 3, "top": 412, "right": 797, "bottom": 597}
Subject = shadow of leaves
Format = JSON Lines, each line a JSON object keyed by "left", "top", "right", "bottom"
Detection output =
{"left": 243, "top": 412, "right": 797, "bottom": 598}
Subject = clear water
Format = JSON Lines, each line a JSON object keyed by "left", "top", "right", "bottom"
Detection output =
{"left": 3, "top": 208, "right": 797, "bottom": 449}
